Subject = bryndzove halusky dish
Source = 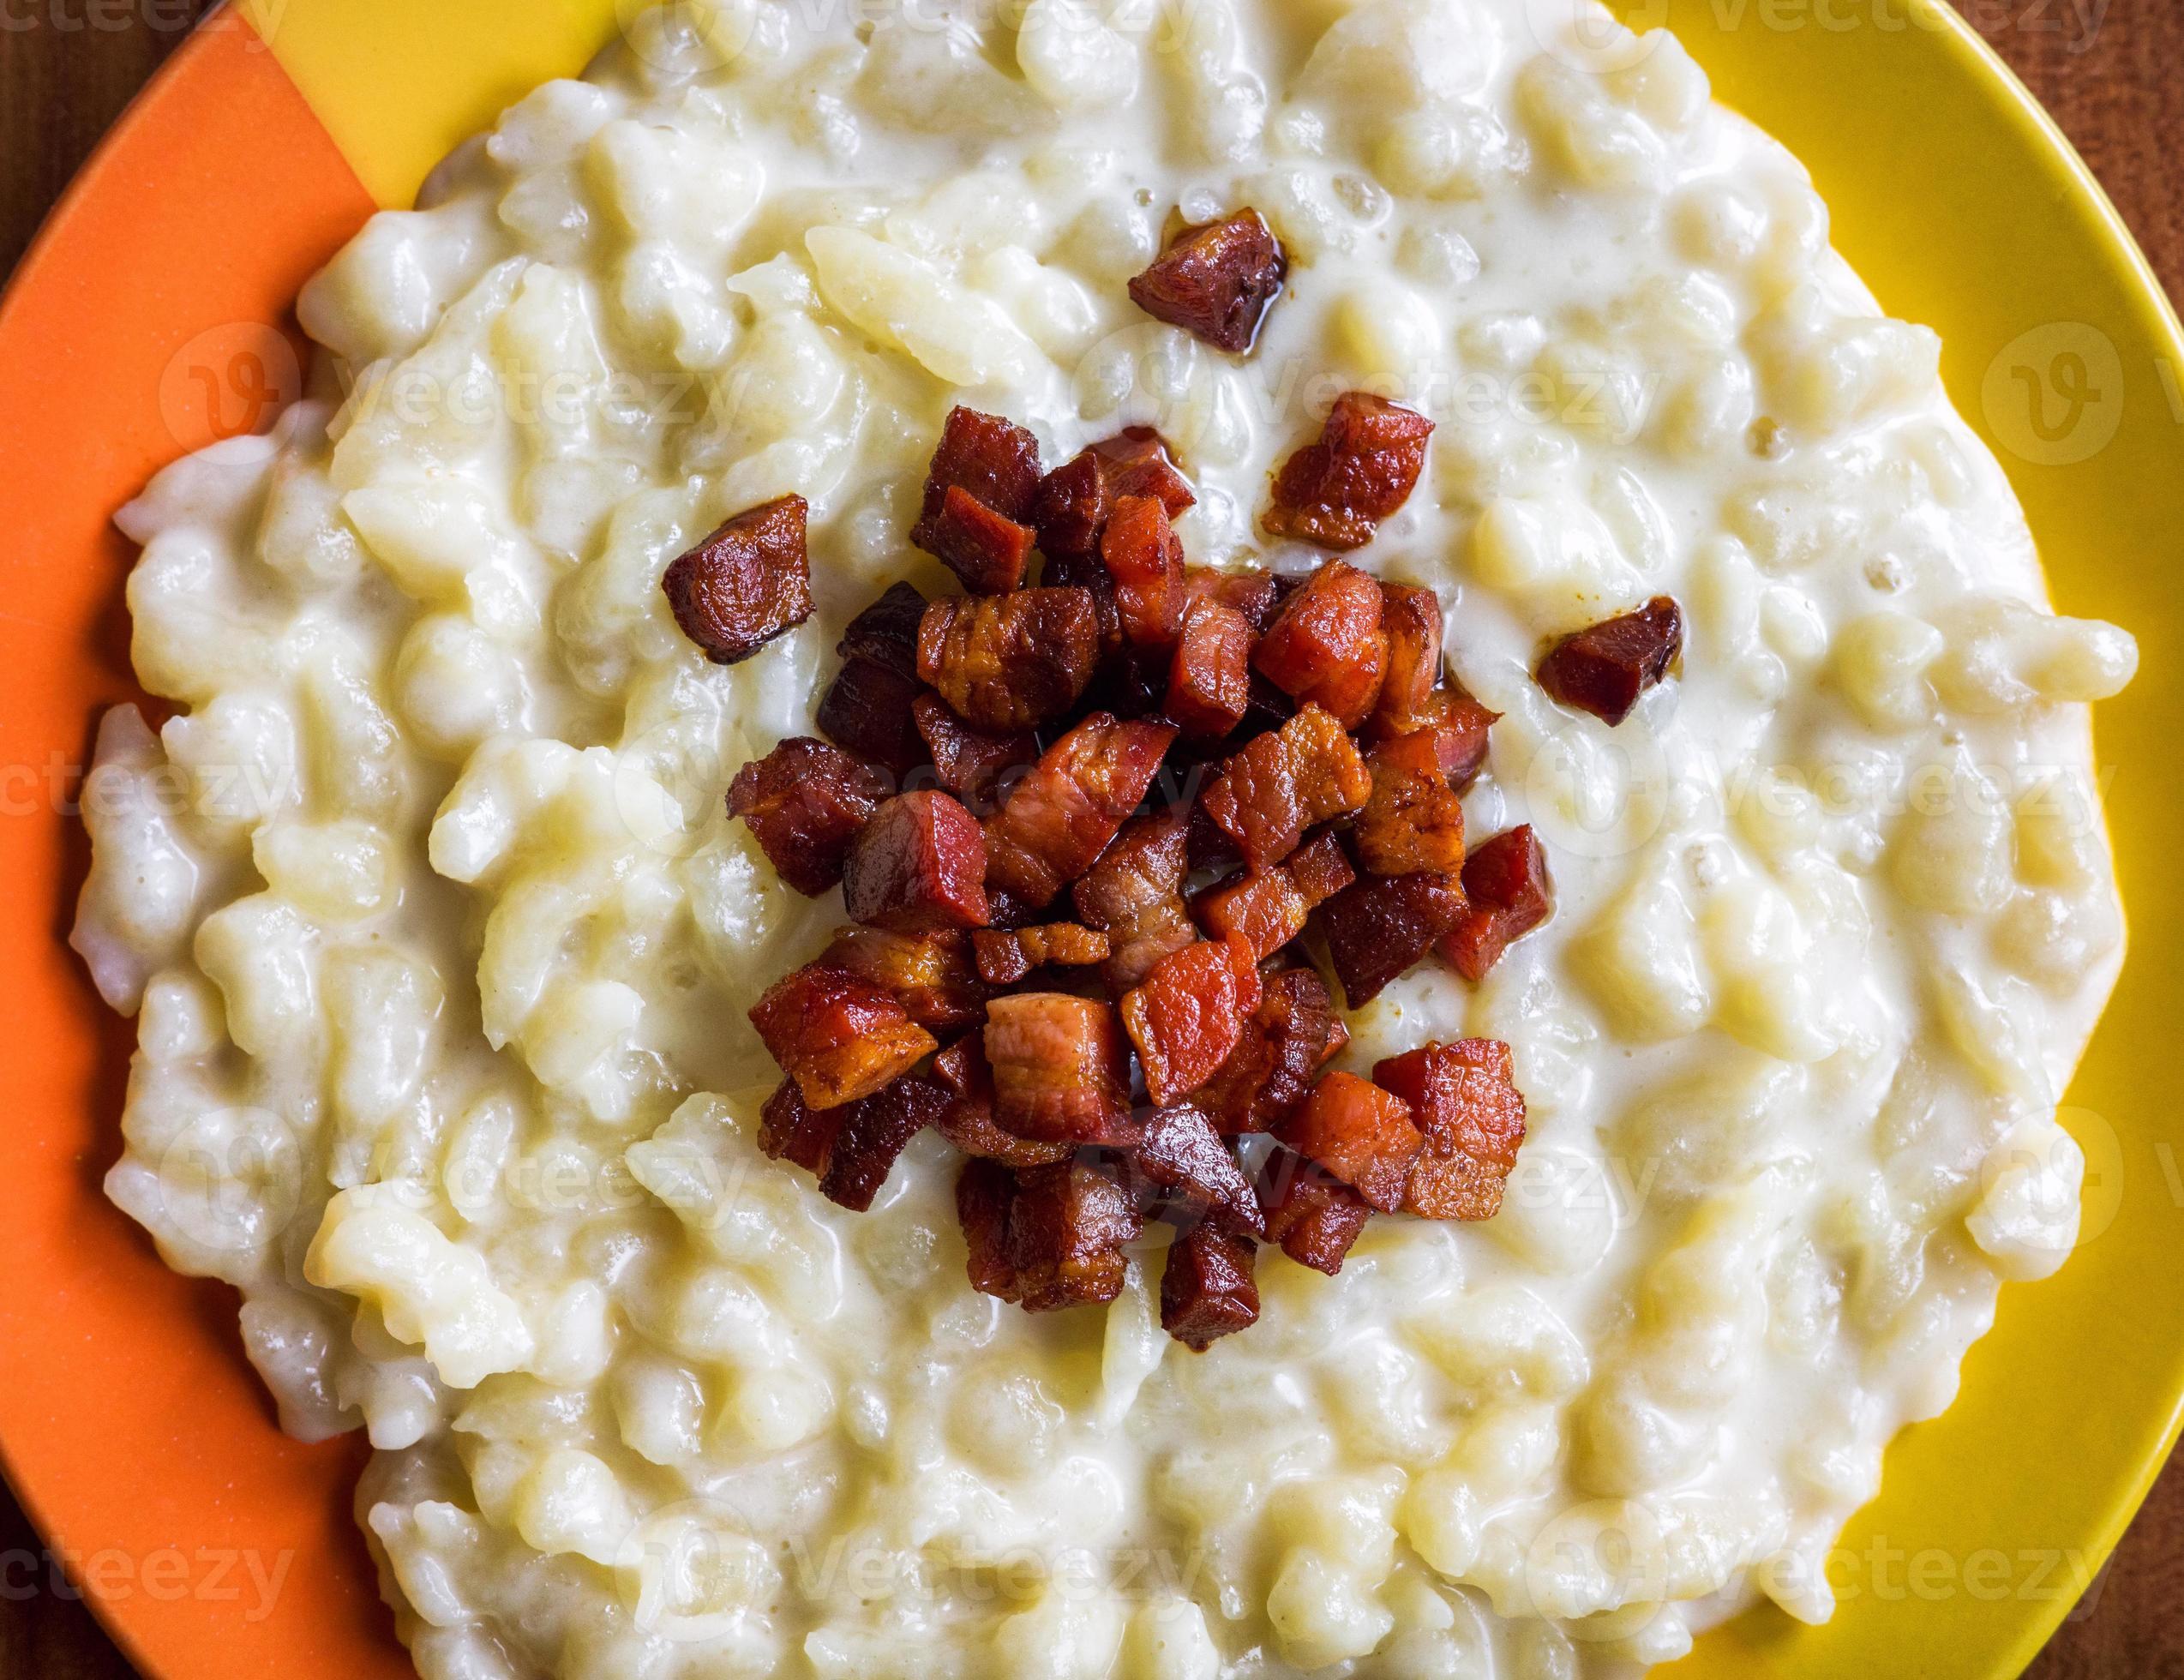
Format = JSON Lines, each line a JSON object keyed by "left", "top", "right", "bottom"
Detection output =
{"left": 70, "top": 0, "right": 2137, "bottom": 1674}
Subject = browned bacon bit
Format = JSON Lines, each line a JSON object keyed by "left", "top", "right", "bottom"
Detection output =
{"left": 843, "top": 791, "right": 991, "bottom": 932}
{"left": 1315, "top": 870, "right": 1467, "bottom": 1007}
{"left": 662, "top": 494, "right": 815, "bottom": 663}
{"left": 1374, "top": 1039, "right": 1527, "bottom": 1221}
{"left": 1284, "top": 831, "right": 1356, "bottom": 909}
{"left": 1161, "top": 1224, "right": 1261, "bottom": 1349}
{"left": 1264, "top": 393, "right": 1437, "bottom": 552}
{"left": 911, "top": 407, "right": 1042, "bottom": 551}
{"left": 1410, "top": 691, "right": 1499, "bottom": 789}
{"left": 727, "top": 737, "right": 891, "bottom": 897}
{"left": 759, "top": 1079, "right": 845, "bottom": 1174}
{"left": 971, "top": 922, "right": 1111, "bottom": 987}
{"left": 917, "top": 589, "right": 1101, "bottom": 731}
{"left": 1127, "top": 209, "right": 1288, "bottom": 355}
{"left": 1166, "top": 597, "right": 1255, "bottom": 740}
{"left": 819, "top": 580, "right": 929, "bottom": 776}
{"left": 1354, "top": 729, "right": 1468, "bottom": 877}
{"left": 985, "top": 992, "right": 1136, "bottom": 1145}
{"left": 1200, "top": 704, "right": 1372, "bottom": 872}
{"left": 820, "top": 927, "right": 987, "bottom": 1032}
{"left": 960, "top": 1156, "right": 1143, "bottom": 1311}
{"left": 924, "top": 483, "right": 1035, "bottom": 595}
{"left": 1277, "top": 1070, "right": 1424, "bottom": 1214}
{"left": 749, "top": 963, "right": 937, "bottom": 1109}
{"left": 1071, "top": 811, "right": 1200, "bottom": 992}
{"left": 1535, "top": 595, "right": 1684, "bottom": 726}
{"left": 932, "top": 1038, "right": 1073, "bottom": 1169}
{"left": 1441, "top": 825, "right": 1555, "bottom": 982}
{"left": 1122, "top": 934, "right": 1264, "bottom": 1106}
{"left": 957, "top": 1157, "right": 1021, "bottom": 1299}
{"left": 1101, "top": 494, "right": 1188, "bottom": 646}
{"left": 1096, "top": 427, "right": 1197, "bottom": 519}
{"left": 1133, "top": 1103, "right": 1263, "bottom": 1237}
{"left": 1367, "top": 583, "right": 1445, "bottom": 738}
{"left": 1257, "top": 1146, "right": 1373, "bottom": 1275}
{"left": 1030, "top": 427, "right": 1197, "bottom": 563}
{"left": 984, "top": 712, "right": 1178, "bottom": 907}
{"left": 912, "top": 693, "right": 1036, "bottom": 811}
{"left": 817, "top": 1076, "right": 951, "bottom": 1211}
{"left": 1252, "top": 559, "right": 1387, "bottom": 727}
{"left": 1191, "top": 868, "right": 1306, "bottom": 962}
{"left": 1185, "top": 565, "right": 1285, "bottom": 634}
{"left": 1196, "top": 967, "right": 1350, "bottom": 1135}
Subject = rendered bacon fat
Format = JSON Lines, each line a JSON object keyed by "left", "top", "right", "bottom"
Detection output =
{"left": 727, "top": 737, "right": 889, "bottom": 897}
{"left": 1200, "top": 704, "right": 1371, "bottom": 872}
{"left": 1316, "top": 869, "right": 1467, "bottom": 1007}
{"left": 661, "top": 493, "right": 814, "bottom": 663}
{"left": 1354, "top": 728, "right": 1468, "bottom": 877}
{"left": 818, "top": 580, "right": 928, "bottom": 775}
{"left": 1252, "top": 559, "right": 1387, "bottom": 727}
{"left": 1277, "top": 1071, "right": 1424, "bottom": 1213}
{"left": 1127, "top": 209, "right": 1288, "bottom": 354}
{"left": 1535, "top": 595, "right": 1684, "bottom": 725}
{"left": 820, "top": 927, "right": 987, "bottom": 1031}
{"left": 1071, "top": 811, "right": 1199, "bottom": 992}
{"left": 1257, "top": 1146, "right": 1373, "bottom": 1275}
{"left": 1374, "top": 1039, "right": 1528, "bottom": 1221}
{"left": 984, "top": 992, "right": 1134, "bottom": 1145}
{"left": 1442, "top": 825, "right": 1555, "bottom": 982}
{"left": 1121, "top": 935, "right": 1263, "bottom": 1106}
{"left": 917, "top": 589, "right": 1101, "bottom": 731}
{"left": 842, "top": 790, "right": 991, "bottom": 932}
{"left": 1263, "top": 393, "right": 1435, "bottom": 551}
{"left": 984, "top": 713, "right": 1178, "bottom": 907}
{"left": 1161, "top": 1224, "right": 1261, "bottom": 1350}
{"left": 748, "top": 963, "right": 937, "bottom": 1109}
{"left": 958, "top": 1156, "right": 1142, "bottom": 1311}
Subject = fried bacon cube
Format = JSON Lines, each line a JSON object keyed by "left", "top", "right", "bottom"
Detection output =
{"left": 958, "top": 1156, "right": 1143, "bottom": 1312}
{"left": 1283, "top": 831, "right": 1356, "bottom": 909}
{"left": 759, "top": 1078, "right": 844, "bottom": 1175}
{"left": 917, "top": 589, "right": 1101, "bottom": 731}
{"left": 818, "top": 580, "right": 928, "bottom": 776}
{"left": 932, "top": 1037, "right": 1073, "bottom": 1169}
{"left": 820, "top": 926, "right": 987, "bottom": 1031}
{"left": 1263, "top": 393, "right": 1436, "bottom": 552}
{"left": 1354, "top": 729, "right": 1467, "bottom": 877}
{"left": 1276, "top": 1070, "right": 1423, "bottom": 1213}
{"left": 1407, "top": 690, "right": 1498, "bottom": 789}
{"left": 1029, "top": 426, "right": 1197, "bottom": 563}
{"left": 984, "top": 992, "right": 1135, "bottom": 1145}
{"left": 727, "top": 737, "right": 891, "bottom": 897}
{"left": 972, "top": 922, "right": 1111, "bottom": 986}
{"left": 1094, "top": 427, "right": 1197, "bottom": 520}
{"left": 983, "top": 713, "right": 1178, "bottom": 907}
{"left": 1195, "top": 967, "right": 1350, "bottom": 1135}
{"left": 1071, "top": 811, "right": 1200, "bottom": 992}
{"left": 1121, "top": 934, "right": 1263, "bottom": 1106}
{"left": 1191, "top": 868, "right": 1306, "bottom": 963}
{"left": 1199, "top": 704, "right": 1371, "bottom": 872}
{"left": 1165, "top": 597, "right": 1255, "bottom": 739}
{"left": 912, "top": 693, "right": 1036, "bottom": 811}
{"left": 1535, "top": 595, "right": 1684, "bottom": 726}
{"left": 1257, "top": 1146, "right": 1372, "bottom": 1275}
{"left": 1101, "top": 494, "right": 1188, "bottom": 646}
{"left": 1367, "top": 583, "right": 1445, "bottom": 738}
{"left": 923, "top": 483, "right": 1035, "bottom": 595}
{"left": 1127, "top": 208, "right": 1288, "bottom": 354}
{"left": 910, "top": 408, "right": 1043, "bottom": 591}
{"left": 1251, "top": 559, "right": 1387, "bottom": 727}
{"left": 1132, "top": 1103, "right": 1263, "bottom": 1237}
{"left": 1161, "top": 1224, "right": 1261, "bottom": 1350}
{"left": 1185, "top": 565, "right": 1285, "bottom": 634}
{"left": 661, "top": 494, "right": 814, "bottom": 663}
{"left": 817, "top": 1076, "right": 951, "bottom": 1212}
{"left": 1441, "top": 825, "right": 1555, "bottom": 982}
{"left": 1315, "top": 869, "right": 1467, "bottom": 1007}
{"left": 749, "top": 963, "right": 937, "bottom": 1109}
{"left": 843, "top": 790, "right": 991, "bottom": 932}
{"left": 1373, "top": 1039, "right": 1527, "bottom": 1221}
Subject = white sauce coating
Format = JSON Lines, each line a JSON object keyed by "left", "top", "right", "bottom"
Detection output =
{"left": 70, "top": 0, "right": 2137, "bottom": 1674}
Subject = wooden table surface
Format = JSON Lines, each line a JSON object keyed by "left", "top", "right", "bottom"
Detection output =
{"left": 2, "top": 4, "right": 2179, "bottom": 1677}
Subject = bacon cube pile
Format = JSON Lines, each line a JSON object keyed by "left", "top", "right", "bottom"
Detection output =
{"left": 662, "top": 209, "right": 1686, "bottom": 1349}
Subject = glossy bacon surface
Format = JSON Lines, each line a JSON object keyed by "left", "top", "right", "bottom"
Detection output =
{"left": 820, "top": 927, "right": 987, "bottom": 1031}
{"left": 1257, "top": 1146, "right": 1373, "bottom": 1275}
{"left": 1262, "top": 393, "right": 1436, "bottom": 552}
{"left": 661, "top": 494, "right": 814, "bottom": 663}
{"left": 818, "top": 580, "right": 928, "bottom": 775}
{"left": 1354, "top": 728, "right": 1468, "bottom": 877}
{"left": 1251, "top": 559, "right": 1387, "bottom": 727}
{"left": 1194, "top": 968, "right": 1347, "bottom": 1134}
{"left": 1133, "top": 1103, "right": 1263, "bottom": 1237}
{"left": 727, "top": 737, "right": 890, "bottom": 897}
{"left": 1199, "top": 704, "right": 1371, "bottom": 872}
{"left": 912, "top": 693, "right": 1036, "bottom": 811}
{"left": 1161, "top": 1225, "right": 1261, "bottom": 1349}
{"left": 911, "top": 408, "right": 1042, "bottom": 548}
{"left": 971, "top": 922, "right": 1110, "bottom": 986}
{"left": 816, "top": 1076, "right": 951, "bottom": 1211}
{"left": 1166, "top": 597, "right": 1255, "bottom": 739}
{"left": 1276, "top": 1071, "right": 1424, "bottom": 1213}
{"left": 1121, "top": 934, "right": 1263, "bottom": 1106}
{"left": 917, "top": 589, "right": 1101, "bottom": 732}
{"left": 1315, "top": 869, "right": 1467, "bottom": 1007}
{"left": 1367, "top": 583, "right": 1444, "bottom": 737}
{"left": 984, "top": 992, "right": 1135, "bottom": 1145}
{"left": 958, "top": 1156, "right": 1143, "bottom": 1311}
{"left": 983, "top": 713, "right": 1177, "bottom": 906}
{"left": 924, "top": 483, "right": 1035, "bottom": 595}
{"left": 1101, "top": 493, "right": 1188, "bottom": 647}
{"left": 748, "top": 963, "right": 937, "bottom": 1109}
{"left": 1127, "top": 209, "right": 1288, "bottom": 353}
{"left": 1373, "top": 1039, "right": 1527, "bottom": 1221}
{"left": 1071, "top": 811, "right": 1200, "bottom": 992}
{"left": 842, "top": 790, "right": 991, "bottom": 932}
{"left": 932, "top": 1037, "right": 1073, "bottom": 1169}
{"left": 1441, "top": 825, "right": 1555, "bottom": 982}
{"left": 1535, "top": 595, "right": 1684, "bottom": 725}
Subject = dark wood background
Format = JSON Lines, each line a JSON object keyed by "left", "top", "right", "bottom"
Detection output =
{"left": 1, "top": 3, "right": 2178, "bottom": 1676}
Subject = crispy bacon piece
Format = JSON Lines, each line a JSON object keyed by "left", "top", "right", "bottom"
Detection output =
{"left": 1252, "top": 559, "right": 1387, "bottom": 727}
{"left": 1535, "top": 596, "right": 1684, "bottom": 726}
{"left": 1284, "top": 831, "right": 1356, "bottom": 909}
{"left": 1185, "top": 565, "right": 1285, "bottom": 634}
{"left": 1315, "top": 870, "right": 1467, "bottom": 1007}
{"left": 820, "top": 927, "right": 987, "bottom": 1031}
{"left": 913, "top": 693, "right": 1036, "bottom": 811}
{"left": 819, "top": 580, "right": 928, "bottom": 776}
{"left": 1166, "top": 597, "right": 1255, "bottom": 739}
{"left": 1095, "top": 427, "right": 1197, "bottom": 520}
{"left": 1441, "top": 825, "right": 1555, "bottom": 982}
{"left": 1257, "top": 1146, "right": 1372, "bottom": 1275}
{"left": 924, "top": 483, "right": 1035, "bottom": 595}
{"left": 1133, "top": 1103, "right": 1263, "bottom": 1237}
{"left": 1071, "top": 812, "right": 1199, "bottom": 992}
{"left": 1030, "top": 427, "right": 1197, "bottom": 564}
{"left": 1193, "top": 967, "right": 1349, "bottom": 1135}
{"left": 1373, "top": 1039, "right": 1527, "bottom": 1221}
{"left": 1354, "top": 729, "right": 1467, "bottom": 877}
{"left": 972, "top": 922, "right": 1111, "bottom": 986}
{"left": 918, "top": 589, "right": 1101, "bottom": 731}
{"left": 661, "top": 494, "right": 814, "bottom": 663}
{"left": 843, "top": 790, "right": 991, "bottom": 932}
{"left": 958, "top": 1156, "right": 1143, "bottom": 1311}
{"left": 1368, "top": 583, "right": 1445, "bottom": 738}
{"left": 1040, "top": 549, "right": 1124, "bottom": 664}
{"left": 817, "top": 1076, "right": 951, "bottom": 1211}
{"left": 759, "top": 1078, "right": 844, "bottom": 1174}
{"left": 1406, "top": 690, "right": 1499, "bottom": 789}
{"left": 1191, "top": 868, "right": 1305, "bottom": 962}
{"left": 932, "top": 1037, "right": 1073, "bottom": 1169}
{"left": 1277, "top": 1071, "right": 1423, "bottom": 1213}
{"left": 1122, "top": 935, "right": 1263, "bottom": 1106}
{"left": 749, "top": 963, "right": 937, "bottom": 1109}
{"left": 1101, "top": 494, "right": 1188, "bottom": 646}
{"left": 1263, "top": 393, "right": 1436, "bottom": 551}
{"left": 985, "top": 992, "right": 1135, "bottom": 1146}
{"left": 984, "top": 713, "right": 1178, "bottom": 907}
{"left": 1161, "top": 1224, "right": 1261, "bottom": 1349}
{"left": 727, "top": 737, "right": 890, "bottom": 897}
{"left": 1127, "top": 209, "right": 1288, "bottom": 354}
{"left": 1200, "top": 704, "right": 1371, "bottom": 873}
{"left": 910, "top": 408, "right": 1043, "bottom": 586}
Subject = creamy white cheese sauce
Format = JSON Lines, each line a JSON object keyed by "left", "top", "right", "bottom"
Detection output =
{"left": 70, "top": 0, "right": 2136, "bottom": 1674}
